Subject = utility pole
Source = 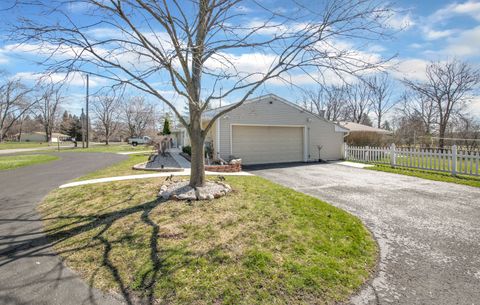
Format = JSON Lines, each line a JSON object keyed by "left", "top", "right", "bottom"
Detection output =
{"left": 81, "top": 108, "right": 85, "bottom": 148}
{"left": 85, "top": 74, "right": 90, "bottom": 148}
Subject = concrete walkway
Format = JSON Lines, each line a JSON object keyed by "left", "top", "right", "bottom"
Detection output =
{"left": 247, "top": 162, "right": 480, "bottom": 305}
{"left": 168, "top": 148, "right": 191, "bottom": 168}
{"left": 0, "top": 152, "right": 128, "bottom": 305}
{"left": 59, "top": 169, "right": 253, "bottom": 189}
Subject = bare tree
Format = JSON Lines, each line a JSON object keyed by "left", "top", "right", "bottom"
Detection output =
{"left": 368, "top": 74, "right": 395, "bottom": 128}
{"left": 93, "top": 90, "right": 122, "bottom": 145}
{"left": 344, "top": 82, "right": 372, "bottom": 123}
{"left": 398, "top": 91, "right": 436, "bottom": 137}
{"left": 451, "top": 115, "right": 480, "bottom": 151}
{"left": 0, "top": 77, "right": 36, "bottom": 141}
{"left": 302, "top": 85, "right": 347, "bottom": 121}
{"left": 36, "top": 84, "right": 63, "bottom": 142}
{"left": 123, "top": 96, "right": 155, "bottom": 139}
{"left": 11, "top": 0, "right": 394, "bottom": 187}
{"left": 404, "top": 60, "right": 480, "bottom": 148}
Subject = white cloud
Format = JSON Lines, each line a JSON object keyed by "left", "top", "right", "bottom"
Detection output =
{"left": 0, "top": 50, "right": 8, "bottom": 65}
{"left": 430, "top": 0, "right": 480, "bottom": 22}
{"left": 409, "top": 43, "right": 424, "bottom": 49}
{"left": 67, "top": 2, "right": 95, "bottom": 14}
{"left": 204, "top": 37, "right": 383, "bottom": 87}
{"left": 13, "top": 71, "right": 107, "bottom": 87}
{"left": 422, "top": 28, "right": 458, "bottom": 40}
{"left": 442, "top": 25, "right": 480, "bottom": 56}
{"left": 232, "top": 5, "right": 252, "bottom": 13}
{"left": 386, "top": 11, "right": 415, "bottom": 30}
{"left": 389, "top": 58, "right": 429, "bottom": 81}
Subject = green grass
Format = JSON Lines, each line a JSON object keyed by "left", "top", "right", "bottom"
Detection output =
{"left": 39, "top": 176, "right": 377, "bottom": 304}
{"left": 0, "top": 142, "right": 51, "bottom": 150}
{"left": 0, "top": 154, "right": 59, "bottom": 171}
{"left": 76, "top": 153, "right": 151, "bottom": 181}
{"left": 368, "top": 164, "right": 480, "bottom": 188}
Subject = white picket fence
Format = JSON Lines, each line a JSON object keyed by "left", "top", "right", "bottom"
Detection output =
{"left": 345, "top": 144, "right": 480, "bottom": 177}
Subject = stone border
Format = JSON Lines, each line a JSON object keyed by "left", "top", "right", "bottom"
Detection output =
{"left": 205, "top": 163, "right": 242, "bottom": 172}
{"left": 132, "top": 162, "right": 183, "bottom": 172}
{"left": 158, "top": 180, "right": 232, "bottom": 201}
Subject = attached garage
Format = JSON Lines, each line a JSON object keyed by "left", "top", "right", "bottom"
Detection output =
{"left": 232, "top": 125, "right": 305, "bottom": 165}
{"left": 200, "top": 94, "right": 349, "bottom": 165}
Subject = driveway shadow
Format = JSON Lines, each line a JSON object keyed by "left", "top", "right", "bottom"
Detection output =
{"left": 0, "top": 198, "right": 170, "bottom": 305}
{"left": 243, "top": 161, "right": 328, "bottom": 172}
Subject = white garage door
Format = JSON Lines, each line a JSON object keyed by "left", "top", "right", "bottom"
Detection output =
{"left": 232, "top": 125, "right": 304, "bottom": 165}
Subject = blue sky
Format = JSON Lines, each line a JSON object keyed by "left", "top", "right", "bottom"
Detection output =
{"left": 0, "top": 0, "right": 479, "bottom": 119}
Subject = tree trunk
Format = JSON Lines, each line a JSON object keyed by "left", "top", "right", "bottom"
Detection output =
{"left": 438, "top": 125, "right": 446, "bottom": 149}
{"left": 189, "top": 117, "right": 205, "bottom": 188}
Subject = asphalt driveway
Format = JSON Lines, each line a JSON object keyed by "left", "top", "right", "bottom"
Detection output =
{"left": 247, "top": 162, "right": 480, "bottom": 305}
{"left": 0, "top": 152, "right": 127, "bottom": 305}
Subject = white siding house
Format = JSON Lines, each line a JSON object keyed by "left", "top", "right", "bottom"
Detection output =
{"left": 19, "top": 132, "right": 70, "bottom": 143}
{"left": 201, "top": 94, "right": 348, "bottom": 165}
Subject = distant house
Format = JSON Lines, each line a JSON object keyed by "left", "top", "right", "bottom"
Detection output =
{"left": 191, "top": 94, "right": 349, "bottom": 165}
{"left": 338, "top": 121, "right": 392, "bottom": 146}
{"left": 19, "top": 132, "right": 70, "bottom": 143}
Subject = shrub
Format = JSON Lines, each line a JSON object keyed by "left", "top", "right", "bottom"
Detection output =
{"left": 182, "top": 145, "right": 191, "bottom": 156}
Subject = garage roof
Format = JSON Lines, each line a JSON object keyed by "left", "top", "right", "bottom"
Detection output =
{"left": 203, "top": 94, "right": 349, "bottom": 133}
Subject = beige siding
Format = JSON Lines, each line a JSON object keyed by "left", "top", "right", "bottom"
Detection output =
{"left": 214, "top": 96, "right": 345, "bottom": 162}
{"left": 232, "top": 126, "right": 303, "bottom": 164}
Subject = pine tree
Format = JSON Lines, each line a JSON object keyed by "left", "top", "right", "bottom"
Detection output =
{"left": 162, "top": 117, "right": 171, "bottom": 135}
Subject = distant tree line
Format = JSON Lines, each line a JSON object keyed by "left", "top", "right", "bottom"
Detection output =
{"left": 302, "top": 59, "right": 480, "bottom": 149}
{"left": 0, "top": 73, "right": 172, "bottom": 144}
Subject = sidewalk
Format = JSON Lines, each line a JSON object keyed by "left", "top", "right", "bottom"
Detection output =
{"left": 59, "top": 169, "right": 253, "bottom": 188}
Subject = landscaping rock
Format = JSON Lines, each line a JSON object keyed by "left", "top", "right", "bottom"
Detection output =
{"left": 229, "top": 158, "right": 242, "bottom": 165}
{"left": 158, "top": 180, "right": 231, "bottom": 201}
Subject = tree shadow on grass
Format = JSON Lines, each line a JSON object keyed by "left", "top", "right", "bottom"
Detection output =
{"left": 0, "top": 198, "right": 173, "bottom": 305}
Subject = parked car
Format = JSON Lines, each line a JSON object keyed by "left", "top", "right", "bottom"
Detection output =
{"left": 128, "top": 136, "right": 152, "bottom": 146}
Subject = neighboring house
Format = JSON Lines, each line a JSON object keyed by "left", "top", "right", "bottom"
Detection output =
{"left": 197, "top": 94, "right": 349, "bottom": 165}
{"left": 19, "top": 132, "right": 70, "bottom": 143}
{"left": 338, "top": 121, "right": 392, "bottom": 146}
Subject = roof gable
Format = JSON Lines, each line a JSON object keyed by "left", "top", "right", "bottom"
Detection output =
{"left": 203, "top": 94, "right": 348, "bottom": 132}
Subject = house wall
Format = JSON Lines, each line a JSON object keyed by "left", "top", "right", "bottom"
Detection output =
{"left": 19, "top": 133, "right": 47, "bottom": 142}
{"left": 213, "top": 96, "right": 345, "bottom": 161}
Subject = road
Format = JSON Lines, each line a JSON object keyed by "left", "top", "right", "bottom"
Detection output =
{"left": 0, "top": 152, "right": 127, "bottom": 305}
{"left": 0, "top": 145, "right": 76, "bottom": 155}
{"left": 247, "top": 162, "right": 480, "bottom": 305}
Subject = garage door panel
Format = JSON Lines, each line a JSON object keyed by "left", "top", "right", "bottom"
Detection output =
{"left": 232, "top": 126, "right": 303, "bottom": 165}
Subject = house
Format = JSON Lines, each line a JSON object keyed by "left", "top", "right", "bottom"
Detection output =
{"left": 19, "top": 132, "right": 70, "bottom": 143}
{"left": 338, "top": 121, "right": 392, "bottom": 146}
{"left": 198, "top": 94, "right": 349, "bottom": 165}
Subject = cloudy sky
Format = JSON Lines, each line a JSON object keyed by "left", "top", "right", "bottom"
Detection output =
{"left": 0, "top": 0, "right": 479, "bottom": 118}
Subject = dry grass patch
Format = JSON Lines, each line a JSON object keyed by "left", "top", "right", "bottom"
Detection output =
{"left": 39, "top": 176, "right": 377, "bottom": 304}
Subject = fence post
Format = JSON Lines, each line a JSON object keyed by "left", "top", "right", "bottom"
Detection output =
{"left": 451, "top": 145, "right": 457, "bottom": 176}
{"left": 365, "top": 146, "right": 369, "bottom": 162}
{"left": 390, "top": 143, "right": 396, "bottom": 167}
{"left": 343, "top": 143, "right": 348, "bottom": 160}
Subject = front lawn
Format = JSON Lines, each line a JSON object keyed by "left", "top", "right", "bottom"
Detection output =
{"left": 0, "top": 154, "right": 59, "bottom": 171}
{"left": 0, "top": 142, "right": 51, "bottom": 150}
{"left": 369, "top": 164, "right": 480, "bottom": 188}
{"left": 40, "top": 176, "right": 377, "bottom": 304}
